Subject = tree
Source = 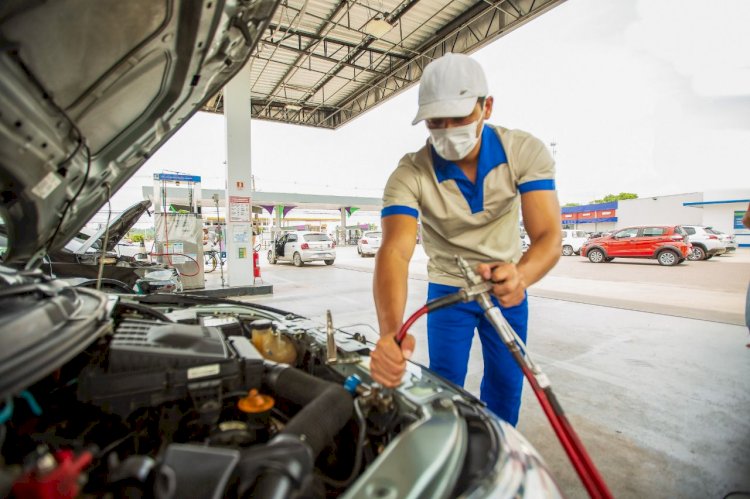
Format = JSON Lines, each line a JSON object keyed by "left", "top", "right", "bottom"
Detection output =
{"left": 589, "top": 192, "right": 638, "bottom": 204}
{"left": 562, "top": 202, "right": 580, "bottom": 207}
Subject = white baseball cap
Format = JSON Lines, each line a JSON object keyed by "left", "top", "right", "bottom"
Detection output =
{"left": 412, "top": 53, "right": 489, "bottom": 125}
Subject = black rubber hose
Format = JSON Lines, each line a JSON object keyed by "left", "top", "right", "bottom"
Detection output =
{"left": 264, "top": 364, "right": 353, "bottom": 458}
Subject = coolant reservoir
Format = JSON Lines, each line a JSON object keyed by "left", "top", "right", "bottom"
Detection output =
{"left": 250, "top": 320, "right": 297, "bottom": 364}
{"left": 250, "top": 320, "right": 273, "bottom": 351}
{"left": 261, "top": 331, "right": 297, "bottom": 365}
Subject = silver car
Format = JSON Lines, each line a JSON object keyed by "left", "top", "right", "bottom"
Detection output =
{"left": 268, "top": 231, "right": 336, "bottom": 266}
{"left": 706, "top": 227, "right": 738, "bottom": 253}
{"left": 681, "top": 225, "right": 727, "bottom": 260}
{"left": 357, "top": 231, "right": 382, "bottom": 257}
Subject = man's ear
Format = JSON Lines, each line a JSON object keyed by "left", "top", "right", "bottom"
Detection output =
{"left": 484, "top": 96, "right": 494, "bottom": 120}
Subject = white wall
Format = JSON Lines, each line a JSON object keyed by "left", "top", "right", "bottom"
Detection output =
{"left": 701, "top": 203, "right": 746, "bottom": 233}
{"left": 616, "top": 192, "right": 703, "bottom": 228}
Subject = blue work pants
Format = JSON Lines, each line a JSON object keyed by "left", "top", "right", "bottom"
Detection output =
{"left": 426, "top": 282, "right": 528, "bottom": 425}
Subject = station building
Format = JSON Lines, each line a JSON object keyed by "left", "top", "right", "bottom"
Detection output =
{"left": 561, "top": 190, "right": 750, "bottom": 247}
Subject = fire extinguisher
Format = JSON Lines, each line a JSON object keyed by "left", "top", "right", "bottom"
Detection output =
{"left": 253, "top": 249, "right": 260, "bottom": 278}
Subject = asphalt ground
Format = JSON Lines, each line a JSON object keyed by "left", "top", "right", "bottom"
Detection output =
{"left": 205, "top": 246, "right": 750, "bottom": 499}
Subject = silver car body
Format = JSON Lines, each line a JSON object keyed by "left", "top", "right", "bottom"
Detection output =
{"left": 561, "top": 229, "right": 588, "bottom": 255}
{"left": 278, "top": 231, "right": 336, "bottom": 264}
{"left": 681, "top": 225, "right": 727, "bottom": 259}
{"left": 358, "top": 231, "right": 382, "bottom": 256}
{"left": 707, "top": 227, "right": 737, "bottom": 252}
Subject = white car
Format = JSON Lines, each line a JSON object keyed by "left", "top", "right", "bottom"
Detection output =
{"left": 561, "top": 229, "right": 588, "bottom": 256}
{"left": 680, "top": 225, "right": 727, "bottom": 260}
{"left": 268, "top": 231, "right": 336, "bottom": 266}
{"left": 357, "top": 231, "right": 382, "bottom": 257}
{"left": 706, "top": 227, "right": 737, "bottom": 253}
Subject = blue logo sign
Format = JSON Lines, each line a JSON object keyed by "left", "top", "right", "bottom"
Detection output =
{"left": 154, "top": 173, "right": 202, "bottom": 182}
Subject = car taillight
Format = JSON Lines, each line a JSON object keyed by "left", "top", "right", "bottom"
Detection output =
{"left": 332, "top": 241, "right": 336, "bottom": 248}
{"left": 301, "top": 243, "right": 309, "bottom": 249}
{"left": 362, "top": 239, "right": 368, "bottom": 244}
{"left": 707, "top": 235, "right": 718, "bottom": 240}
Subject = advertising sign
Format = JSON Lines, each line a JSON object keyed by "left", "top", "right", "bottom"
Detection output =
{"left": 229, "top": 196, "right": 251, "bottom": 222}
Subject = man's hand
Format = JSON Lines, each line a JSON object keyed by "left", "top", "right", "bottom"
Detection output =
{"left": 370, "top": 333, "right": 416, "bottom": 387}
{"left": 476, "top": 262, "right": 527, "bottom": 307}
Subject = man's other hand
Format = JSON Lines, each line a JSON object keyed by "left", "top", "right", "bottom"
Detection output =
{"left": 370, "top": 333, "right": 416, "bottom": 387}
{"left": 476, "top": 262, "right": 527, "bottom": 307}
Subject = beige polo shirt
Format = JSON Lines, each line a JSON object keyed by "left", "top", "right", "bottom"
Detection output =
{"left": 381, "top": 124, "right": 555, "bottom": 287}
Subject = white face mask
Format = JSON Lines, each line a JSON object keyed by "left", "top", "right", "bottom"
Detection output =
{"left": 429, "top": 119, "right": 482, "bottom": 161}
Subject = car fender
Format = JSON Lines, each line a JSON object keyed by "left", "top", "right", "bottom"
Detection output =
{"left": 652, "top": 244, "right": 683, "bottom": 257}
{"left": 584, "top": 245, "right": 608, "bottom": 257}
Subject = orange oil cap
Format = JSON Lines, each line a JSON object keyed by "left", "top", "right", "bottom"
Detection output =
{"left": 238, "top": 389, "right": 275, "bottom": 413}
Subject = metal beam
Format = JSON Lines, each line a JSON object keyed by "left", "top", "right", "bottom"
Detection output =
{"left": 265, "top": 23, "right": 410, "bottom": 60}
{"left": 257, "top": 0, "right": 351, "bottom": 117}
{"left": 200, "top": 0, "right": 566, "bottom": 128}
{"left": 320, "top": 0, "right": 564, "bottom": 128}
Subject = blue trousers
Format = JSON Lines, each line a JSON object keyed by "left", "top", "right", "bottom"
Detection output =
{"left": 426, "top": 282, "right": 528, "bottom": 425}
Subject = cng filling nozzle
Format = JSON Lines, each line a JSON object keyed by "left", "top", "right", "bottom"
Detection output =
{"left": 394, "top": 256, "right": 613, "bottom": 499}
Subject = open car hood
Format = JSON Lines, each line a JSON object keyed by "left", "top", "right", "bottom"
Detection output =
{"left": 0, "top": 0, "right": 279, "bottom": 265}
{"left": 75, "top": 200, "right": 151, "bottom": 254}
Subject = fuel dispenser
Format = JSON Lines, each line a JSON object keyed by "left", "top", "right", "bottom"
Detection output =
{"left": 152, "top": 173, "right": 204, "bottom": 290}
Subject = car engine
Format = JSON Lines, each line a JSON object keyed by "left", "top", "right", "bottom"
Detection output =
{"left": 0, "top": 296, "right": 420, "bottom": 498}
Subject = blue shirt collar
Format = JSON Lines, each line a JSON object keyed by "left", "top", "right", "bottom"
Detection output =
{"left": 431, "top": 124, "right": 507, "bottom": 184}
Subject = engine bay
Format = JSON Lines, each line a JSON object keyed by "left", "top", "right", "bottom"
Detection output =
{"left": 0, "top": 289, "right": 503, "bottom": 498}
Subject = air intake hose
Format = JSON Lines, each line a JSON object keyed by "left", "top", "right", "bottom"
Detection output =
{"left": 263, "top": 363, "right": 353, "bottom": 458}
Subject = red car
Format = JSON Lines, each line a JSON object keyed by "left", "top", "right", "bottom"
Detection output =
{"left": 580, "top": 226, "right": 691, "bottom": 266}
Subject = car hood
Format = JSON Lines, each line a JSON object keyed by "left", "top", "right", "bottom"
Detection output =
{"left": 74, "top": 200, "right": 151, "bottom": 254}
{"left": 0, "top": 0, "right": 279, "bottom": 265}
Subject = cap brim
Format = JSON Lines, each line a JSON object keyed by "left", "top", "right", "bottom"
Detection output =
{"left": 411, "top": 96, "right": 478, "bottom": 125}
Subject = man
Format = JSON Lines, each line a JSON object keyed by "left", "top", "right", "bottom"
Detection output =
{"left": 370, "top": 53, "right": 561, "bottom": 425}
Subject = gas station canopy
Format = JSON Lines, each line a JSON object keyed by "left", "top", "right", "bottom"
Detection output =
{"left": 203, "top": 0, "right": 564, "bottom": 129}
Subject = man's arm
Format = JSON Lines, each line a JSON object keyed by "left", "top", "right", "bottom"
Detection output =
{"left": 477, "top": 190, "right": 561, "bottom": 306}
{"left": 370, "top": 214, "right": 418, "bottom": 387}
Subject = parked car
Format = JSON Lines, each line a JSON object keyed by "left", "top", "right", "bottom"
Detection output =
{"left": 680, "top": 225, "right": 727, "bottom": 261}
{"left": 0, "top": 1, "right": 565, "bottom": 498}
{"left": 268, "top": 231, "right": 336, "bottom": 266}
{"left": 561, "top": 229, "right": 589, "bottom": 256}
{"left": 580, "top": 226, "right": 691, "bottom": 266}
{"left": 587, "top": 231, "right": 610, "bottom": 240}
{"left": 357, "top": 231, "right": 382, "bottom": 257}
{"left": 1, "top": 201, "right": 180, "bottom": 294}
{"left": 706, "top": 227, "right": 737, "bottom": 253}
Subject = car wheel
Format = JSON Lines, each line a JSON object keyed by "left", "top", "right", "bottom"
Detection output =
{"left": 588, "top": 248, "right": 605, "bottom": 263}
{"left": 657, "top": 250, "right": 679, "bottom": 266}
{"left": 267, "top": 250, "right": 277, "bottom": 264}
{"left": 688, "top": 246, "right": 705, "bottom": 261}
{"left": 324, "top": 259, "right": 334, "bottom": 265}
{"left": 293, "top": 252, "right": 303, "bottom": 267}
{"left": 604, "top": 257, "right": 615, "bottom": 262}
{"left": 562, "top": 245, "right": 574, "bottom": 256}
{"left": 357, "top": 247, "right": 362, "bottom": 255}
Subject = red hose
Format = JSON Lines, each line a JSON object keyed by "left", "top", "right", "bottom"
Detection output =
{"left": 395, "top": 305, "right": 428, "bottom": 345}
{"left": 517, "top": 361, "right": 613, "bottom": 499}
{"left": 396, "top": 303, "right": 613, "bottom": 499}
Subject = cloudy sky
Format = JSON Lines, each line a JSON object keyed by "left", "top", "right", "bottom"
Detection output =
{"left": 108, "top": 0, "right": 750, "bottom": 223}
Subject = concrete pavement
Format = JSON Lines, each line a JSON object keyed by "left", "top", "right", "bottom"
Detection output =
{"left": 209, "top": 246, "right": 750, "bottom": 498}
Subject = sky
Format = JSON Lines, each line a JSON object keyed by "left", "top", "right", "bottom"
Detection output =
{"left": 105, "top": 0, "right": 750, "bottom": 225}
